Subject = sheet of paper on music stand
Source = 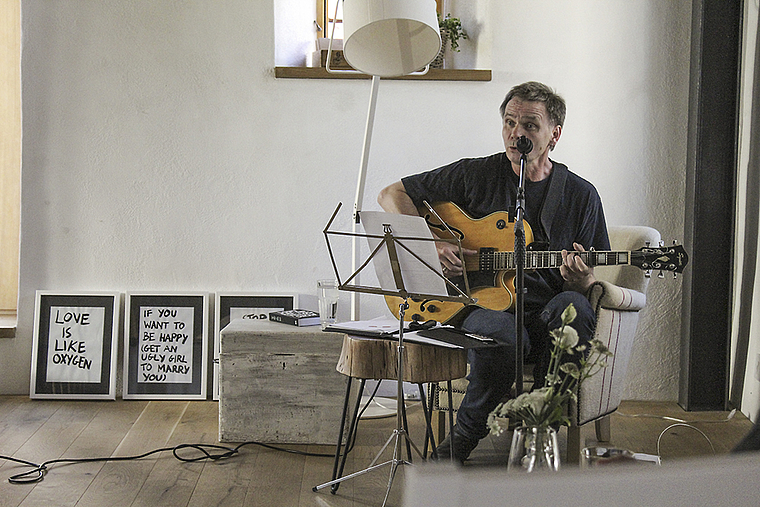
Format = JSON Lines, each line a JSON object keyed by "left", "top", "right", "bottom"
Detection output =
{"left": 360, "top": 211, "right": 447, "bottom": 297}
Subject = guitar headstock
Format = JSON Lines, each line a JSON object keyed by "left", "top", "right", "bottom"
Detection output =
{"left": 631, "top": 242, "right": 689, "bottom": 276}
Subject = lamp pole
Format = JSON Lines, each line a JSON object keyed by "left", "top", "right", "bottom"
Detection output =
{"left": 350, "top": 75, "right": 381, "bottom": 320}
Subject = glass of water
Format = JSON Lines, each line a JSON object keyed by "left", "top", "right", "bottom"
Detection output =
{"left": 317, "top": 280, "right": 339, "bottom": 329}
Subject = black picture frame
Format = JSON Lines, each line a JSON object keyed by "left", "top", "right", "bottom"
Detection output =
{"left": 31, "top": 291, "right": 120, "bottom": 400}
{"left": 123, "top": 292, "right": 208, "bottom": 400}
{"left": 212, "top": 293, "right": 296, "bottom": 399}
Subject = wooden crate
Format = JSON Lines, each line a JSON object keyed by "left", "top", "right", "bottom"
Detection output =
{"left": 218, "top": 319, "right": 349, "bottom": 444}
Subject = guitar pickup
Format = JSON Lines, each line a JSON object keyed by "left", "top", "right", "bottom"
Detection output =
{"left": 479, "top": 247, "right": 496, "bottom": 271}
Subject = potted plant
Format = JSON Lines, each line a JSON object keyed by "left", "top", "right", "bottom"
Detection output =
{"left": 431, "top": 13, "right": 468, "bottom": 69}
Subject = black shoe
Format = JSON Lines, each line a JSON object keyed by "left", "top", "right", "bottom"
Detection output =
{"left": 434, "top": 426, "right": 479, "bottom": 464}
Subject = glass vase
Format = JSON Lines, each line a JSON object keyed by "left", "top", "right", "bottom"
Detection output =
{"left": 507, "top": 426, "right": 561, "bottom": 473}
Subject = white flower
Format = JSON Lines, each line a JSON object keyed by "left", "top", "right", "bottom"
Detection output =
{"left": 559, "top": 362, "right": 581, "bottom": 379}
{"left": 553, "top": 325, "right": 579, "bottom": 350}
{"left": 561, "top": 303, "right": 577, "bottom": 325}
{"left": 487, "top": 410, "right": 506, "bottom": 435}
{"left": 524, "top": 388, "right": 549, "bottom": 414}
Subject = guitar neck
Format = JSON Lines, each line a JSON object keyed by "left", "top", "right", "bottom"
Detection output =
{"left": 483, "top": 249, "right": 632, "bottom": 271}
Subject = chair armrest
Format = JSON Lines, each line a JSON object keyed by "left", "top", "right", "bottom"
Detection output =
{"left": 588, "top": 280, "right": 646, "bottom": 311}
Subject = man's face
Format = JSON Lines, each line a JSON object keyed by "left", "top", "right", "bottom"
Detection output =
{"left": 501, "top": 98, "right": 562, "bottom": 168}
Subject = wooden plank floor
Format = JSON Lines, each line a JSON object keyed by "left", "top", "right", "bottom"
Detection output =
{"left": 0, "top": 396, "right": 754, "bottom": 507}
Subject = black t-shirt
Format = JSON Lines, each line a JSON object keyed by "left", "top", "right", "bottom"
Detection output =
{"left": 401, "top": 152, "right": 610, "bottom": 309}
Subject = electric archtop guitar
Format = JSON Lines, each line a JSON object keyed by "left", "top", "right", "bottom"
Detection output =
{"left": 384, "top": 202, "right": 689, "bottom": 324}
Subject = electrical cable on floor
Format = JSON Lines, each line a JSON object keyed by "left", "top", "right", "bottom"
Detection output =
{"left": 1, "top": 439, "right": 335, "bottom": 486}
{"left": 616, "top": 408, "right": 731, "bottom": 463}
{"left": 616, "top": 408, "right": 737, "bottom": 424}
{"left": 1, "top": 382, "right": 401, "bottom": 486}
{"left": 656, "top": 422, "right": 716, "bottom": 458}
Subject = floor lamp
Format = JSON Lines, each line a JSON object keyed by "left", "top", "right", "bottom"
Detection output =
{"left": 326, "top": 0, "right": 442, "bottom": 320}
{"left": 315, "top": 2, "right": 440, "bottom": 505}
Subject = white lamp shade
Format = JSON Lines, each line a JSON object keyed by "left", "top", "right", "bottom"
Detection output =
{"left": 343, "top": 0, "right": 441, "bottom": 77}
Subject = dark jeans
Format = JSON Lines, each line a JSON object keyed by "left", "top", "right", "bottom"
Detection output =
{"left": 455, "top": 291, "right": 596, "bottom": 440}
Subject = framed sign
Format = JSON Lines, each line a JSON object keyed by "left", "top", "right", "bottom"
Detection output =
{"left": 30, "top": 291, "right": 120, "bottom": 400}
{"left": 124, "top": 292, "right": 208, "bottom": 400}
{"left": 212, "top": 293, "right": 297, "bottom": 399}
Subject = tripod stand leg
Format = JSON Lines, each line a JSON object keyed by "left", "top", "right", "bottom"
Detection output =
{"left": 402, "top": 427, "right": 425, "bottom": 460}
{"left": 368, "top": 427, "right": 398, "bottom": 467}
{"left": 314, "top": 459, "right": 395, "bottom": 493}
{"left": 382, "top": 453, "right": 402, "bottom": 507}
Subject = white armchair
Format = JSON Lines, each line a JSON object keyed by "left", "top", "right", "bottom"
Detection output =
{"left": 566, "top": 225, "right": 661, "bottom": 462}
{"left": 430, "top": 225, "right": 662, "bottom": 463}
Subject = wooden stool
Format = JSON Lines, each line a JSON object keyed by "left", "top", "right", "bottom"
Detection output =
{"left": 329, "top": 334, "right": 467, "bottom": 492}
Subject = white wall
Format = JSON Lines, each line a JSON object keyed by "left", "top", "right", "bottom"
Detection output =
{"left": 3, "top": 0, "right": 691, "bottom": 398}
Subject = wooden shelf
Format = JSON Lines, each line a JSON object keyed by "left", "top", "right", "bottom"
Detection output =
{"left": 274, "top": 66, "right": 491, "bottom": 81}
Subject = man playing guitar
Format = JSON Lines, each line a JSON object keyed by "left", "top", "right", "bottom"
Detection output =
{"left": 377, "top": 81, "right": 610, "bottom": 463}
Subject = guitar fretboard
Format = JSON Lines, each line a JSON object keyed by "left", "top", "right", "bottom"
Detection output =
{"left": 480, "top": 250, "right": 631, "bottom": 271}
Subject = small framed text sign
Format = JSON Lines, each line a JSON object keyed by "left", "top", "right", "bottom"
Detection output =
{"left": 124, "top": 292, "right": 208, "bottom": 400}
{"left": 212, "top": 293, "right": 297, "bottom": 399}
{"left": 30, "top": 291, "right": 120, "bottom": 400}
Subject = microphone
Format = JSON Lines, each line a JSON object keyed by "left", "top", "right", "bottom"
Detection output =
{"left": 516, "top": 136, "right": 533, "bottom": 155}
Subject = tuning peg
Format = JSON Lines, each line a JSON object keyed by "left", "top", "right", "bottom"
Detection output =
{"left": 673, "top": 272, "right": 678, "bottom": 280}
{"left": 658, "top": 270, "right": 665, "bottom": 279}
{"left": 645, "top": 270, "right": 652, "bottom": 278}
{"left": 659, "top": 240, "right": 665, "bottom": 247}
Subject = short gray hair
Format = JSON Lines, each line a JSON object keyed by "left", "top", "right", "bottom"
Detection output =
{"left": 499, "top": 81, "right": 566, "bottom": 127}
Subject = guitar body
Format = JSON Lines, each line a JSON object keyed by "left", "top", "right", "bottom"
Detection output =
{"left": 385, "top": 202, "right": 533, "bottom": 324}
{"left": 383, "top": 202, "right": 689, "bottom": 324}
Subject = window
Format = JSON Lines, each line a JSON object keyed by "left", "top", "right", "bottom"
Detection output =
{"left": 317, "top": 0, "right": 343, "bottom": 40}
{"left": 276, "top": 1, "right": 491, "bottom": 80}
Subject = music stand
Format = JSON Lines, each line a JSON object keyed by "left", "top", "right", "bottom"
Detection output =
{"left": 314, "top": 203, "right": 473, "bottom": 507}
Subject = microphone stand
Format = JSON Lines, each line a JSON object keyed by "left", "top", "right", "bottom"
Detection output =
{"left": 514, "top": 136, "right": 532, "bottom": 397}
